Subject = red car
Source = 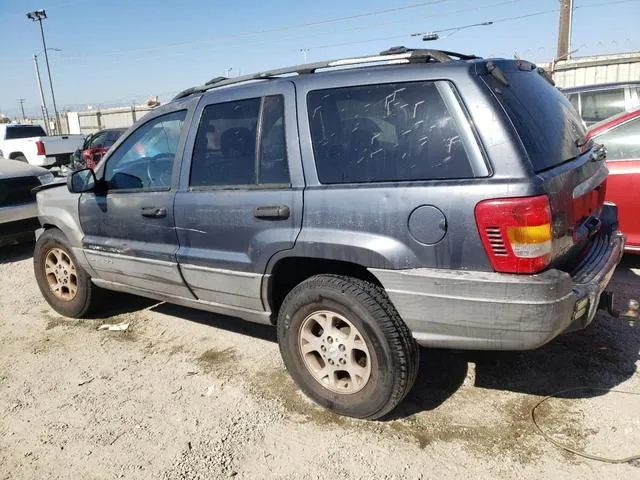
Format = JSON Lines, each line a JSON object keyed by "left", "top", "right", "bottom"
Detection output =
{"left": 81, "top": 128, "right": 126, "bottom": 169}
{"left": 588, "top": 108, "right": 640, "bottom": 252}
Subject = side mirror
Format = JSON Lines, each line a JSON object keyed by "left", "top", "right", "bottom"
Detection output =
{"left": 67, "top": 168, "right": 97, "bottom": 193}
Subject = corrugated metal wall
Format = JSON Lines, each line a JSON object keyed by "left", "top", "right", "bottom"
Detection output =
{"left": 554, "top": 61, "right": 640, "bottom": 88}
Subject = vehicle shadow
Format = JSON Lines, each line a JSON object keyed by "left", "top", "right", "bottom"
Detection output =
{"left": 0, "top": 241, "right": 35, "bottom": 263}
{"left": 150, "top": 303, "right": 277, "bottom": 343}
{"left": 392, "top": 255, "right": 640, "bottom": 418}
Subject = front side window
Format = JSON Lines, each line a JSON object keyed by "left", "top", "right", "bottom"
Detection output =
{"left": 595, "top": 117, "right": 640, "bottom": 160}
{"left": 105, "top": 110, "right": 186, "bottom": 190}
{"left": 581, "top": 88, "right": 626, "bottom": 124}
{"left": 190, "top": 95, "right": 289, "bottom": 187}
{"left": 307, "top": 81, "right": 474, "bottom": 184}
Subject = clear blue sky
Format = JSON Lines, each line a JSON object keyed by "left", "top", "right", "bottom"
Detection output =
{"left": 1, "top": 0, "right": 639, "bottom": 117}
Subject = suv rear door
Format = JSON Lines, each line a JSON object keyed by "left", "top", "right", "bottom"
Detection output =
{"left": 174, "top": 82, "right": 303, "bottom": 314}
{"left": 481, "top": 60, "right": 610, "bottom": 268}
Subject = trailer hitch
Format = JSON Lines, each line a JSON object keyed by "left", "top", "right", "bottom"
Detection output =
{"left": 599, "top": 291, "right": 640, "bottom": 327}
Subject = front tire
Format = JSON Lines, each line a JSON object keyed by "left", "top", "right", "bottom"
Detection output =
{"left": 277, "top": 274, "right": 419, "bottom": 420}
{"left": 33, "top": 229, "right": 97, "bottom": 318}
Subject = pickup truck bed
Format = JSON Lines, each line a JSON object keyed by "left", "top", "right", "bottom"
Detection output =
{"left": 0, "top": 124, "right": 84, "bottom": 168}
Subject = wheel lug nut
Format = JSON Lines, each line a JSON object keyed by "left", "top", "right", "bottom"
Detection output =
{"left": 327, "top": 337, "right": 333, "bottom": 344}
{"left": 338, "top": 344, "right": 345, "bottom": 352}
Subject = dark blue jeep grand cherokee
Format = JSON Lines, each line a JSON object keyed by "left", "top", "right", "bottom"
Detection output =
{"left": 33, "top": 48, "right": 625, "bottom": 419}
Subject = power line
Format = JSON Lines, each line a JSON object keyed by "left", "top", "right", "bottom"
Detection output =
{"left": 49, "top": 0, "right": 638, "bottom": 65}
{"left": 50, "top": 0, "right": 525, "bottom": 66}
{"left": 56, "top": 0, "right": 452, "bottom": 61}
{"left": 291, "top": 0, "right": 640, "bottom": 53}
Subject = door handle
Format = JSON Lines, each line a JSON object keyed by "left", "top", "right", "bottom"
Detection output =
{"left": 253, "top": 205, "right": 290, "bottom": 220}
{"left": 140, "top": 206, "right": 167, "bottom": 218}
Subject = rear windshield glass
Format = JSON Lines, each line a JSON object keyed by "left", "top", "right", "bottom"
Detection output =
{"left": 4, "top": 125, "right": 47, "bottom": 140}
{"left": 484, "top": 63, "right": 587, "bottom": 172}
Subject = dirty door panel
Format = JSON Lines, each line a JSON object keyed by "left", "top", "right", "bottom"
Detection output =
{"left": 79, "top": 109, "right": 194, "bottom": 297}
{"left": 175, "top": 83, "right": 303, "bottom": 310}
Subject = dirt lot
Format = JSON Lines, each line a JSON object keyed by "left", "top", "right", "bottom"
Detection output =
{"left": 1, "top": 243, "right": 639, "bottom": 479}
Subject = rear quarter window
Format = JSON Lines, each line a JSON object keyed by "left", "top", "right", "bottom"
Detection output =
{"left": 307, "top": 81, "right": 478, "bottom": 184}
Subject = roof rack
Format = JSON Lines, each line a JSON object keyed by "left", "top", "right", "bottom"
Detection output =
{"left": 173, "top": 46, "right": 479, "bottom": 100}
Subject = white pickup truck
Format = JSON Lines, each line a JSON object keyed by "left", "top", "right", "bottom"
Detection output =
{"left": 0, "top": 124, "right": 84, "bottom": 168}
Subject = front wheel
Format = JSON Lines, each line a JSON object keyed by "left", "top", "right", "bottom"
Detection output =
{"left": 33, "top": 229, "right": 98, "bottom": 318}
{"left": 277, "top": 275, "right": 419, "bottom": 419}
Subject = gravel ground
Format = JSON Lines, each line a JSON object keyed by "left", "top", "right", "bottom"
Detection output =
{"left": 1, "top": 242, "right": 639, "bottom": 479}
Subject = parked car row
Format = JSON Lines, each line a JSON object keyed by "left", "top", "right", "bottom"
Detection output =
{"left": 2, "top": 48, "right": 637, "bottom": 421}
{"left": 31, "top": 48, "right": 635, "bottom": 420}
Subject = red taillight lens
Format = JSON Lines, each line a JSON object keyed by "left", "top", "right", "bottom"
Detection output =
{"left": 475, "top": 195, "right": 553, "bottom": 274}
{"left": 36, "top": 140, "right": 46, "bottom": 156}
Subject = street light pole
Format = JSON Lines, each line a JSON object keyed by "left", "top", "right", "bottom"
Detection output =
{"left": 33, "top": 54, "right": 51, "bottom": 134}
{"left": 27, "top": 10, "right": 62, "bottom": 133}
{"left": 19, "top": 99, "right": 26, "bottom": 121}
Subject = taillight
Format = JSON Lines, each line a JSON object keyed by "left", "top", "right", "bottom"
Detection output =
{"left": 36, "top": 140, "right": 46, "bottom": 156}
{"left": 475, "top": 195, "right": 552, "bottom": 274}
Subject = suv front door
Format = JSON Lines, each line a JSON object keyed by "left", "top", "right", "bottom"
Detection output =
{"left": 174, "top": 82, "right": 303, "bottom": 318}
{"left": 79, "top": 108, "right": 195, "bottom": 298}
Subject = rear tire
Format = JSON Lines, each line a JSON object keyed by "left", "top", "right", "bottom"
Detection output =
{"left": 33, "top": 229, "right": 97, "bottom": 318}
{"left": 14, "top": 155, "right": 28, "bottom": 163}
{"left": 277, "top": 274, "right": 419, "bottom": 419}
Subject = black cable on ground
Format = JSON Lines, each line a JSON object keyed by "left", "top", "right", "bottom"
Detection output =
{"left": 531, "top": 387, "right": 640, "bottom": 464}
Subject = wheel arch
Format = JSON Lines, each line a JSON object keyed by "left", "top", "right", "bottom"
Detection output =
{"left": 264, "top": 255, "right": 383, "bottom": 324}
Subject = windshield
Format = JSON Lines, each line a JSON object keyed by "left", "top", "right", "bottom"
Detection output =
{"left": 5, "top": 125, "right": 47, "bottom": 140}
{"left": 483, "top": 62, "right": 588, "bottom": 172}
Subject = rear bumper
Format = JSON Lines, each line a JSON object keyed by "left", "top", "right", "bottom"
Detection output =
{"left": 370, "top": 218, "right": 625, "bottom": 351}
{"left": 30, "top": 155, "right": 56, "bottom": 167}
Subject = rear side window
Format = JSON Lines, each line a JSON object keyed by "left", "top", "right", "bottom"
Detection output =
{"left": 483, "top": 64, "right": 587, "bottom": 172}
{"left": 595, "top": 116, "right": 640, "bottom": 160}
{"left": 307, "top": 81, "right": 475, "bottom": 184}
{"left": 5, "top": 125, "right": 47, "bottom": 139}
{"left": 190, "top": 95, "right": 289, "bottom": 187}
{"left": 581, "top": 88, "right": 626, "bottom": 124}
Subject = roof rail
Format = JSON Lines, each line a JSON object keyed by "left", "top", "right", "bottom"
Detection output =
{"left": 173, "top": 46, "right": 479, "bottom": 100}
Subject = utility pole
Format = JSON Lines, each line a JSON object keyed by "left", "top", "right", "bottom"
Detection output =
{"left": 299, "top": 48, "right": 310, "bottom": 63}
{"left": 34, "top": 54, "right": 51, "bottom": 134}
{"left": 557, "top": 0, "right": 574, "bottom": 61}
{"left": 19, "top": 99, "right": 26, "bottom": 121}
{"left": 26, "top": 10, "right": 62, "bottom": 133}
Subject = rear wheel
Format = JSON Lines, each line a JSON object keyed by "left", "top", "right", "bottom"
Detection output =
{"left": 34, "top": 229, "right": 98, "bottom": 318}
{"left": 277, "top": 274, "right": 419, "bottom": 419}
{"left": 14, "top": 155, "right": 28, "bottom": 163}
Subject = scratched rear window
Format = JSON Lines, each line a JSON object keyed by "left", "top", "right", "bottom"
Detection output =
{"left": 307, "top": 81, "right": 474, "bottom": 184}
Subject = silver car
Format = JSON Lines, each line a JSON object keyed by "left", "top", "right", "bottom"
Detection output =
{"left": 0, "top": 158, "right": 54, "bottom": 247}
